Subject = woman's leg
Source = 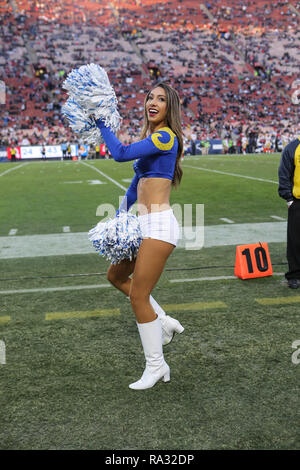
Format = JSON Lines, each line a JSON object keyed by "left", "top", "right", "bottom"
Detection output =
{"left": 107, "top": 257, "right": 167, "bottom": 316}
{"left": 106, "top": 258, "right": 135, "bottom": 296}
{"left": 129, "top": 238, "right": 175, "bottom": 323}
{"left": 107, "top": 241, "right": 184, "bottom": 345}
{"left": 128, "top": 239, "right": 175, "bottom": 389}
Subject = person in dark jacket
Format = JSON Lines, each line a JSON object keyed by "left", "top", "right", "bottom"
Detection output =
{"left": 278, "top": 137, "right": 300, "bottom": 288}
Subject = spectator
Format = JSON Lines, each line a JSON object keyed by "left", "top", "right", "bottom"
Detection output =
{"left": 278, "top": 137, "right": 300, "bottom": 289}
{"left": 95, "top": 144, "right": 100, "bottom": 159}
{"left": 67, "top": 143, "right": 72, "bottom": 159}
{"left": 41, "top": 145, "right": 46, "bottom": 160}
{"left": 242, "top": 134, "right": 248, "bottom": 154}
{"left": 10, "top": 146, "right": 16, "bottom": 162}
{"left": 61, "top": 142, "right": 67, "bottom": 160}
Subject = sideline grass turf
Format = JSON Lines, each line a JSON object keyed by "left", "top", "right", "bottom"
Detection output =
{"left": 0, "top": 153, "right": 285, "bottom": 236}
{"left": 1, "top": 154, "right": 299, "bottom": 450}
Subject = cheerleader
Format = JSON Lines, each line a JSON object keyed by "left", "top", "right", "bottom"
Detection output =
{"left": 95, "top": 83, "right": 184, "bottom": 390}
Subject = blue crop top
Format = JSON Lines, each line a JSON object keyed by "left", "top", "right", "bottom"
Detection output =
{"left": 96, "top": 119, "right": 178, "bottom": 212}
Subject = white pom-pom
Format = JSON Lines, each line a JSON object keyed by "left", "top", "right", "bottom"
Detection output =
{"left": 61, "top": 97, "right": 102, "bottom": 144}
{"left": 88, "top": 212, "right": 143, "bottom": 264}
{"left": 62, "top": 63, "right": 121, "bottom": 139}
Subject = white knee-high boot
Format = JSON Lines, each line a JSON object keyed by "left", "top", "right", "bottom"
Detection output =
{"left": 127, "top": 296, "right": 184, "bottom": 346}
{"left": 149, "top": 296, "right": 184, "bottom": 346}
{"left": 129, "top": 317, "right": 170, "bottom": 390}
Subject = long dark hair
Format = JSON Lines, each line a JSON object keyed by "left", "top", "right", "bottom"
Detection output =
{"left": 140, "top": 83, "right": 183, "bottom": 187}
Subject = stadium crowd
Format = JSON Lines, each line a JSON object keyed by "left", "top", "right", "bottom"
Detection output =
{"left": 0, "top": 0, "right": 299, "bottom": 154}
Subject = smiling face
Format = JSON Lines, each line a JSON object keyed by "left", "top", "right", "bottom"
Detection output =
{"left": 145, "top": 86, "right": 168, "bottom": 131}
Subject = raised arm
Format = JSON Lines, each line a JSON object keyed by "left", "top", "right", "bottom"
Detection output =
{"left": 96, "top": 119, "right": 161, "bottom": 162}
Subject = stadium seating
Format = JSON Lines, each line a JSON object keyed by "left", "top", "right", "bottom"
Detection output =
{"left": 1, "top": 0, "right": 299, "bottom": 148}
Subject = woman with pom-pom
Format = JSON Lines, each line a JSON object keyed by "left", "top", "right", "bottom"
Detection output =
{"left": 96, "top": 83, "right": 184, "bottom": 390}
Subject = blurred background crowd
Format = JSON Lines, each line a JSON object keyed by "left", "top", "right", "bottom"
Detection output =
{"left": 0, "top": 0, "right": 299, "bottom": 154}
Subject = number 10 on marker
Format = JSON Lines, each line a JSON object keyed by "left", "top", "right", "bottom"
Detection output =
{"left": 234, "top": 243, "right": 273, "bottom": 279}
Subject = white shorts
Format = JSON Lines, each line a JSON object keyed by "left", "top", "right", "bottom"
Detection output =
{"left": 138, "top": 209, "right": 180, "bottom": 247}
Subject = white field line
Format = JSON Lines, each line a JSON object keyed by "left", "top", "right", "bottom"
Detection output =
{"left": 80, "top": 161, "right": 127, "bottom": 191}
{"left": 0, "top": 221, "right": 287, "bottom": 259}
{"left": 220, "top": 218, "right": 234, "bottom": 224}
{"left": 0, "top": 162, "right": 28, "bottom": 177}
{"left": 182, "top": 164, "right": 278, "bottom": 184}
{"left": 271, "top": 215, "right": 286, "bottom": 221}
{"left": 184, "top": 156, "right": 280, "bottom": 163}
{"left": 170, "top": 273, "right": 285, "bottom": 283}
{"left": 170, "top": 275, "right": 236, "bottom": 282}
{"left": 0, "top": 284, "right": 112, "bottom": 295}
{"left": 0, "top": 273, "right": 286, "bottom": 295}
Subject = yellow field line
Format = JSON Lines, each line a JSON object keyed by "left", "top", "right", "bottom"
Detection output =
{"left": 45, "top": 301, "right": 226, "bottom": 321}
{"left": 256, "top": 296, "right": 300, "bottom": 306}
{"left": 163, "top": 301, "right": 227, "bottom": 311}
{"left": 0, "top": 316, "right": 11, "bottom": 323}
{"left": 45, "top": 308, "right": 120, "bottom": 321}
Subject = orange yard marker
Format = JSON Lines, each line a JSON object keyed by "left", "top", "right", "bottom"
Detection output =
{"left": 234, "top": 242, "right": 273, "bottom": 279}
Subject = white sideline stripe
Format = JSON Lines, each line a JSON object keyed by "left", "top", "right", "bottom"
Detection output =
{"left": 0, "top": 162, "right": 28, "bottom": 177}
{"left": 170, "top": 273, "right": 285, "bottom": 283}
{"left": 182, "top": 164, "right": 278, "bottom": 184}
{"left": 80, "top": 161, "right": 127, "bottom": 191}
{"left": 204, "top": 221, "right": 286, "bottom": 247}
{"left": 0, "top": 284, "right": 112, "bottom": 295}
{"left": 0, "top": 221, "right": 287, "bottom": 259}
{"left": 0, "top": 273, "right": 286, "bottom": 295}
{"left": 170, "top": 276, "right": 236, "bottom": 282}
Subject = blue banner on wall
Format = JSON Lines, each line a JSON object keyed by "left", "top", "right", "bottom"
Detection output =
{"left": 186, "top": 139, "right": 223, "bottom": 155}
{"left": 209, "top": 140, "right": 223, "bottom": 154}
{"left": 0, "top": 147, "right": 8, "bottom": 162}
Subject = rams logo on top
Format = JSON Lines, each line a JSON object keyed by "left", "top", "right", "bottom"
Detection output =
{"left": 151, "top": 127, "right": 176, "bottom": 151}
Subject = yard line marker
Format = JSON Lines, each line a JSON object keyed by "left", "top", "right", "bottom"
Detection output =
{"left": 220, "top": 218, "right": 234, "bottom": 224}
{"left": 0, "top": 162, "right": 28, "bottom": 177}
{"left": 0, "top": 284, "right": 111, "bottom": 295}
{"left": 80, "top": 161, "right": 127, "bottom": 191}
{"left": 270, "top": 215, "right": 286, "bottom": 221}
{"left": 63, "top": 226, "right": 70, "bottom": 233}
{"left": 87, "top": 179, "right": 107, "bottom": 185}
{"left": 163, "top": 301, "right": 226, "bottom": 311}
{"left": 182, "top": 164, "right": 278, "bottom": 184}
{"left": 61, "top": 181, "right": 83, "bottom": 184}
{"left": 255, "top": 296, "right": 300, "bottom": 306}
{"left": 0, "top": 316, "right": 10, "bottom": 323}
{"left": 45, "top": 308, "right": 120, "bottom": 321}
{"left": 8, "top": 229, "right": 18, "bottom": 236}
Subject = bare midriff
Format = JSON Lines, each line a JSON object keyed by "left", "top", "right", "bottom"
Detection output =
{"left": 137, "top": 177, "right": 172, "bottom": 215}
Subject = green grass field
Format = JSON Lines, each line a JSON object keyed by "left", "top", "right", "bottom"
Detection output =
{"left": 0, "top": 153, "right": 299, "bottom": 450}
